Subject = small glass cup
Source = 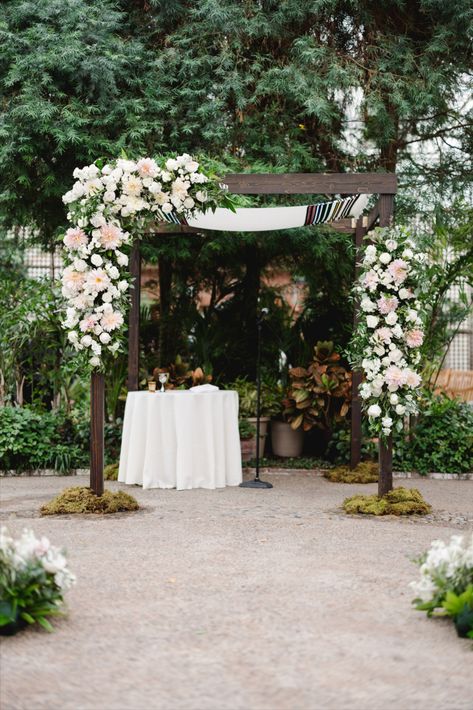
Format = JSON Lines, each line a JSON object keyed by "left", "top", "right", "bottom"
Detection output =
{"left": 147, "top": 380, "right": 156, "bottom": 393}
{"left": 158, "top": 372, "right": 169, "bottom": 392}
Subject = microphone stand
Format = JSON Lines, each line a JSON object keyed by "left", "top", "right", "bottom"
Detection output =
{"left": 240, "top": 309, "right": 273, "bottom": 489}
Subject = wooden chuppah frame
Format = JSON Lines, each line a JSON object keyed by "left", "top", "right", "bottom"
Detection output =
{"left": 90, "top": 172, "right": 397, "bottom": 497}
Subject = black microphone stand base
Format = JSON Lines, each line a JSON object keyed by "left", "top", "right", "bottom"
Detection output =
{"left": 239, "top": 478, "right": 273, "bottom": 489}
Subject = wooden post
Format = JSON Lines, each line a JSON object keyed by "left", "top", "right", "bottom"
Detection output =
{"left": 90, "top": 372, "right": 104, "bottom": 496}
{"left": 127, "top": 240, "right": 141, "bottom": 391}
{"left": 379, "top": 435, "right": 393, "bottom": 496}
{"left": 378, "top": 194, "right": 395, "bottom": 495}
{"left": 350, "top": 216, "right": 365, "bottom": 469}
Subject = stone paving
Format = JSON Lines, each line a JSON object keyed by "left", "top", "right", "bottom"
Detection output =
{"left": 1, "top": 474, "right": 472, "bottom": 710}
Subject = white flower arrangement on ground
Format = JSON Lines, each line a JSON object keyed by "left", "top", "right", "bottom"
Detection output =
{"left": 350, "top": 225, "right": 426, "bottom": 438}
{"left": 0, "top": 526, "right": 76, "bottom": 634}
{"left": 60, "top": 154, "right": 230, "bottom": 369}
{"left": 410, "top": 534, "right": 473, "bottom": 639}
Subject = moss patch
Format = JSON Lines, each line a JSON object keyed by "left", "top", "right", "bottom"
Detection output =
{"left": 324, "top": 461, "right": 378, "bottom": 484}
{"left": 40, "top": 486, "right": 139, "bottom": 515}
{"left": 343, "top": 487, "right": 432, "bottom": 516}
{"left": 104, "top": 462, "right": 119, "bottom": 480}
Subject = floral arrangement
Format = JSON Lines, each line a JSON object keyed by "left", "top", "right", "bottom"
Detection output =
{"left": 0, "top": 526, "right": 76, "bottom": 634}
{"left": 410, "top": 534, "right": 473, "bottom": 639}
{"left": 350, "top": 225, "right": 426, "bottom": 438}
{"left": 61, "top": 154, "right": 230, "bottom": 369}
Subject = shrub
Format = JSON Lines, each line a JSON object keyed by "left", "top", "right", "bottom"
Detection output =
{"left": 394, "top": 393, "right": 473, "bottom": 474}
{"left": 0, "top": 407, "right": 84, "bottom": 471}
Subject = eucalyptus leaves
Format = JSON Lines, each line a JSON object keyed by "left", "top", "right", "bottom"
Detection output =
{"left": 351, "top": 226, "right": 426, "bottom": 438}
{"left": 60, "top": 155, "right": 227, "bottom": 369}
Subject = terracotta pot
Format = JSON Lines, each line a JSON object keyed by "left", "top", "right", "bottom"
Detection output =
{"left": 247, "top": 416, "right": 270, "bottom": 457}
{"left": 240, "top": 436, "right": 257, "bottom": 462}
{"left": 271, "top": 420, "right": 304, "bottom": 458}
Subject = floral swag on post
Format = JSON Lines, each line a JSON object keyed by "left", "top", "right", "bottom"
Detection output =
{"left": 60, "top": 154, "right": 231, "bottom": 369}
{"left": 350, "top": 225, "right": 426, "bottom": 438}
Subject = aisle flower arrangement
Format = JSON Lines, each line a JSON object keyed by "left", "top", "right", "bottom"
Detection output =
{"left": 60, "top": 155, "right": 231, "bottom": 369}
{"left": 350, "top": 225, "right": 426, "bottom": 438}
{"left": 0, "top": 526, "right": 76, "bottom": 634}
{"left": 410, "top": 534, "right": 473, "bottom": 639}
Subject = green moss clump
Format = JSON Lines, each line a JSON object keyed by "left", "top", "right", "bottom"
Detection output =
{"left": 324, "top": 461, "right": 378, "bottom": 483}
{"left": 104, "top": 462, "right": 119, "bottom": 480}
{"left": 343, "top": 487, "right": 432, "bottom": 516}
{"left": 40, "top": 486, "right": 139, "bottom": 515}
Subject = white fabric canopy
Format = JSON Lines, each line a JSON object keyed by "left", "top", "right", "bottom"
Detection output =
{"left": 156, "top": 194, "right": 370, "bottom": 232}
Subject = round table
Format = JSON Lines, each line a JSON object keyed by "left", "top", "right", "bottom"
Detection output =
{"left": 118, "top": 390, "right": 242, "bottom": 490}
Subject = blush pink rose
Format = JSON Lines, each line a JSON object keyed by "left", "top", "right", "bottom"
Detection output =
{"left": 79, "top": 314, "right": 98, "bottom": 332}
{"left": 375, "top": 327, "right": 392, "bottom": 343}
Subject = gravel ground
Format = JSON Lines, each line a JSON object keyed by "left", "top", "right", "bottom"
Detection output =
{"left": 1, "top": 474, "right": 472, "bottom": 710}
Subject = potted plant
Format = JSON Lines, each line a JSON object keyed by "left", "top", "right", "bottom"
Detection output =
{"left": 273, "top": 341, "right": 351, "bottom": 457}
{"left": 229, "top": 377, "right": 281, "bottom": 456}
{"left": 239, "top": 419, "right": 257, "bottom": 461}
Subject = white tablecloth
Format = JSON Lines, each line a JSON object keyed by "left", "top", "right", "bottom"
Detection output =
{"left": 118, "top": 391, "right": 242, "bottom": 490}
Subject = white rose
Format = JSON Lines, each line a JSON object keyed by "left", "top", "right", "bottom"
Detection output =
{"left": 195, "top": 190, "right": 207, "bottom": 203}
{"left": 367, "top": 404, "right": 382, "bottom": 418}
{"left": 363, "top": 245, "right": 377, "bottom": 265}
{"left": 390, "top": 348, "right": 403, "bottom": 362}
{"left": 108, "top": 266, "right": 119, "bottom": 280}
{"left": 91, "top": 341, "right": 101, "bottom": 355}
{"left": 115, "top": 251, "right": 129, "bottom": 267}
{"left": 90, "top": 356, "right": 101, "bottom": 367}
{"left": 403, "top": 249, "right": 413, "bottom": 259}
{"left": 183, "top": 197, "right": 195, "bottom": 209}
{"left": 395, "top": 404, "right": 406, "bottom": 415}
{"left": 385, "top": 239, "right": 397, "bottom": 252}
{"left": 73, "top": 259, "right": 88, "bottom": 272}
{"left": 379, "top": 252, "right": 392, "bottom": 264}
{"left": 389, "top": 393, "right": 399, "bottom": 405}
{"left": 162, "top": 203, "right": 173, "bottom": 214}
{"left": 361, "top": 297, "right": 375, "bottom": 312}
{"left": 165, "top": 158, "right": 179, "bottom": 171}
{"left": 81, "top": 335, "right": 92, "bottom": 347}
{"left": 103, "top": 190, "right": 116, "bottom": 203}
{"left": 118, "top": 280, "right": 128, "bottom": 292}
{"left": 407, "top": 309, "right": 418, "bottom": 322}
{"left": 102, "top": 292, "right": 113, "bottom": 303}
{"left": 184, "top": 161, "right": 199, "bottom": 173}
{"left": 91, "top": 254, "right": 103, "bottom": 267}
{"left": 398, "top": 288, "right": 410, "bottom": 300}
{"left": 67, "top": 331, "right": 78, "bottom": 343}
{"left": 366, "top": 315, "right": 379, "bottom": 328}
{"left": 382, "top": 416, "right": 393, "bottom": 428}
{"left": 93, "top": 324, "right": 103, "bottom": 335}
{"left": 385, "top": 312, "right": 398, "bottom": 325}
{"left": 99, "top": 332, "right": 111, "bottom": 344}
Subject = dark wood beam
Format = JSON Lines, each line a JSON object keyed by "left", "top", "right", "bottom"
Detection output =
{"left": 127, "top": 240, "right": 141, "bottom": 391}
{"left": 223, "top": 173, "right": 397, "bottom": 195}
{"left": 90, "top": 372, "right": 104, "bottom": 496}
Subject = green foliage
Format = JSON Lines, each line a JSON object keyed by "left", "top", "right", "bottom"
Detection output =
{"left": 229, "top": 377, "right": 282, "bottom": 418}
{"left": 343, "top": 487, "right": 432, "bottom": 516}
{"left": 326, "top": 422, "right": 377, "bottom": 465}
{"left": 238, "top": 419, "right": 256, "bottom": 441}
{"left": 0, "top": 407, "right": 83, "bottom": 471}
{"left": 40, "top": 486, "right": 139, "bottom": 515}
{"left": 394, "top": 393, "right": 473, "bottom": 474}
{"left": 245, "top": 456, "right": 330, "bottom": 470}
{"left": 283, "top": 341, "right": 351, "bottom": 432}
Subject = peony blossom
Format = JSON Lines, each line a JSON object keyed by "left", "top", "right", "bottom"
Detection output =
{"left": 137, "top": 158, "right": 159, "bottom": 178}
{"left": 377, "top": 295, "right": 399, "bottom": 314}
{"left": 363, "top": 270, "right": 379, "bottom": 291}
{"left": 101, "top": 309, "right": 124, "bottom": 332}
{"left": 404, "top": 369, "right": 422, "bottom": 388}
{"left": 388, "top": 258, "right": 408, "bottom": 284}
{"left": 385, "top": 365, "right": 406, "bottom": 391}
{"left": 64, "top": 227, "right": 88, "bottom": 250}
{"left": 99, "top": 223, "right": 123, "bottom": 250}
{"left": 405, "top": 329, "right": 424, "bottom": 348}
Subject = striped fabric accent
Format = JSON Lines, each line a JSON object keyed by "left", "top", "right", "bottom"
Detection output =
{"left": 304, "top": 195, "right": 360, "bottom": 225}
{"left": 153, "top": 207, "right": 182, "bottom": 224}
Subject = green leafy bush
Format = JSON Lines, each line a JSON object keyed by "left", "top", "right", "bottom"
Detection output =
{"left": 0, "top": 407, "right": 84, "bottom": 471}
{"left": 394, "top": 394, "right": 473, "bottom": 474}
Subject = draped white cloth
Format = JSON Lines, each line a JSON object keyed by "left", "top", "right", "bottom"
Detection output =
{"left": 118, "top": 391, "right": 242, "bottom": 490}
{"left": 183, "top": 194, "right": 369, "bottom": 232}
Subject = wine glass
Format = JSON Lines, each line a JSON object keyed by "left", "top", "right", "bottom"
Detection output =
{"left": 158, "top": 372, "right": 169, "bottom": 392}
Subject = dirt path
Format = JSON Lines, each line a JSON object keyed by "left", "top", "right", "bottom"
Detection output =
{"left": 1, "top": 474, "right": 472, "bottom": 710}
